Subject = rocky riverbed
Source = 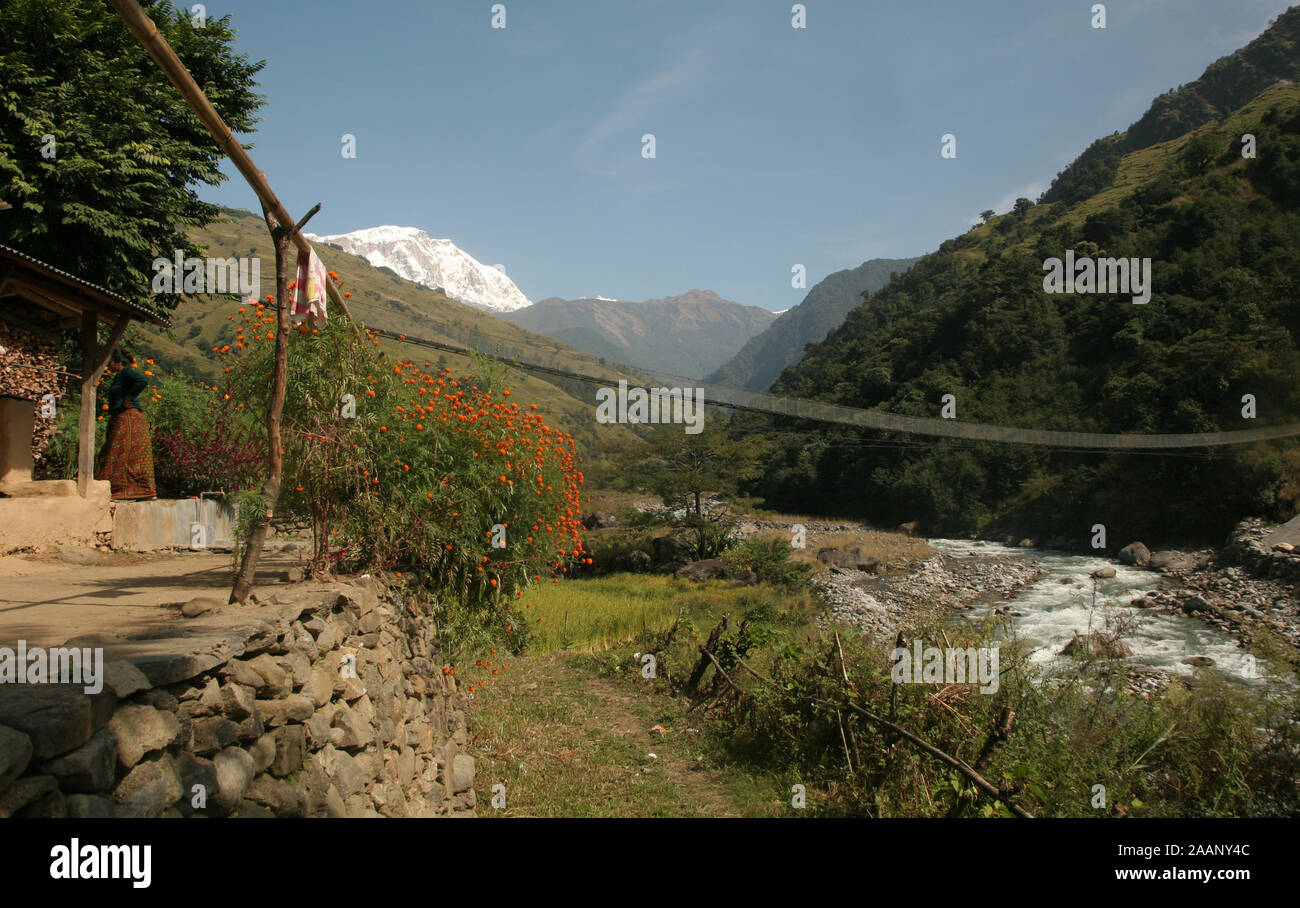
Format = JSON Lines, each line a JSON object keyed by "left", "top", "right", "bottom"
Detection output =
{"left": 815, "top": 551, "right": 1044, "bottom": 639}
{"left": 813, "top": 517, "right": 1300, "bottom": 694}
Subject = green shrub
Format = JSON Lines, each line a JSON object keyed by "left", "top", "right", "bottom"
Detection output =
{"left": 729, "top": 537, "right": 812, "bottom": 588}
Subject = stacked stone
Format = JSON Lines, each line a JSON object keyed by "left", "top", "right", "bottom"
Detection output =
{"left": 0, "top": 320, "right": 68, "bottom": 466}
{"left": 0, "top": 576, "right": 475, "bottom": 818}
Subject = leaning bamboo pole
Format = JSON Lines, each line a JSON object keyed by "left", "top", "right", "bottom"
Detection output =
{"left": 105, "top": 0, "right": 353, "bottom": 322}
{"left": 107, "top": 0, "right": 357, "bottom": 602}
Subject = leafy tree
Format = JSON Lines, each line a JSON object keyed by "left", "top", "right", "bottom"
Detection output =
{"left": 0, "top": 0, "right": 265, "bottom": 311}
{"left": 621, "top": 416, "right": 772, "bottom": 517}
{"left": 980, "top": 210, "right": 995, "bottom": 224}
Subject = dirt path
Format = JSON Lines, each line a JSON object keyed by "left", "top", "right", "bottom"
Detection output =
{"left": 468, "top": 652, "right": 775, "bottom": 817}
{"left": 0, "top": 547, "right": 304, "bottom": 647}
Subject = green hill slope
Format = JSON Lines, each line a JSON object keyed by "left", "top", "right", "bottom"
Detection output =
{"left": 708, "top": 257, "right": 919, "bottom": 391}
{"left": 1043, "top": 5, "right": 1300, "bottom": 205}
{"left": 742, "top": 77, "right": 1300, "bottom": 544}
{"left": 126, "top": 208, "right": 637, "bottom": 453}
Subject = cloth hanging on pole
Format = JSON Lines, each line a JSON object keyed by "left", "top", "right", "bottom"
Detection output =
{"left": 290, "top": 247, "right": 329, "bottom": 326}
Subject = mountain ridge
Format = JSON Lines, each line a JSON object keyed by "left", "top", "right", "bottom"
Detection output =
{"left": 709, "top": 257, "right": 920, "bottom": 391}
{"left": 503, "top": 290, "right": 778, "bottom": 378}
{"left": 306, "top": 225, "right": 532, "bottom": 314}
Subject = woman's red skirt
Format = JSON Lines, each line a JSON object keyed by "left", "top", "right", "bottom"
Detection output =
{"left": 96, "top": 408, "right": 157, "bottom": 500}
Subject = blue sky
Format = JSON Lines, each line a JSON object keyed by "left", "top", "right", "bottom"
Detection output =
{"left": 199, "top": 0, "right": 1294, "bottom": 311}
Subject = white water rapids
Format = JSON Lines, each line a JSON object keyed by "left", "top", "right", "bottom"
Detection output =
{"left": 930, "top": 539, "right": 1268, "bottom": 687}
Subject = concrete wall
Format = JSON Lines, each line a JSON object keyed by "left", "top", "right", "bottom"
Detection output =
{"left": 0, "top": 480, "right": 113, "bottom": 554}
{"left": 112, "top": 497, "right": 237, "bottom": 552}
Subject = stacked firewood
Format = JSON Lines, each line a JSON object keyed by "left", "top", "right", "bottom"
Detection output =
{"left": 0, "top": 320, "right": 70, "bottom": 465}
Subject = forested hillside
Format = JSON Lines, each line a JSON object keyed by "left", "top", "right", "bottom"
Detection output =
{"left": 1043, "top": 6, "right": 1300, "bottom": 205}
{"left": 739, "top": 80, "right": 1300, "bottom": 544}
{"left": 709, "top": 257, "right": 918, "bottom": 391}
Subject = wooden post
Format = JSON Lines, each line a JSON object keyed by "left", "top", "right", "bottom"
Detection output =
{"left": 106, "top": 0, "right": 354, "bottom": 323}
{"left": 77, "top": 312, "right": 129, "bottom": 497}
{"left": 230, "top": 208, "right": 293, "bottom": 604}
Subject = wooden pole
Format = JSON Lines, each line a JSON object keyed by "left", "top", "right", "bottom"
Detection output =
{"left": 229, "top": 207, "right": 293, "bottom": 604}
{"left": 105, "top": 0, "right": 353, "bottom": 322}
{"left": 77, "top": 312, "right": 130, "bottom": 497}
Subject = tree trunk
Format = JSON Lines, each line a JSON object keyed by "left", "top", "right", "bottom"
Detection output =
{"left": 230, "top": 212, "right": 292, "bottom": 603}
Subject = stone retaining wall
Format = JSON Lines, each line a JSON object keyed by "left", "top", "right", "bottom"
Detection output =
{"left": 0, "top": 576, "right": 475, "bottom": 818}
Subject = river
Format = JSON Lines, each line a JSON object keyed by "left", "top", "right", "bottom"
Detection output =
{"left": 930, "top": 538, "right": 1268, "bottom": 687}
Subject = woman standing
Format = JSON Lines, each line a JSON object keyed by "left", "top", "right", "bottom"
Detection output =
{"left": 95, "top": 348, "right": 156, "bottom": 500}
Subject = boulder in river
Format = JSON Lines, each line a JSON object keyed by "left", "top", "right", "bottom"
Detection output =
{"left": 1181, "top": 595, "right": 1212, "bottom": 614}
{"left": 1059, "top": 634, "right": 1132, "bottom": 659}
{"left": 1091, "top": 567, "right": 1116, "bottom": 579}
{"left": 1118, "top": 542, "right": 1151, "bottom": 567}
{"left": 1181, "top": 656, "right": 1215, "bottom": 667}
{"left": 1149, "top": 550, "right": 1196, "bottom": 572}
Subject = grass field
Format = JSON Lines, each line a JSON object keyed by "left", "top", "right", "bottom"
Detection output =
{"left": 520, "top": 572, "right": 794, "bottom": 654}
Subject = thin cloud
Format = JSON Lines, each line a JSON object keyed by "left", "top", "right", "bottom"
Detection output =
{"left": 577, "top": 48, "right": 710, "bottom": 179}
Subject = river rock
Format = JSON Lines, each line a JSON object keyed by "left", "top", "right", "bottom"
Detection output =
{"left": 1150, "top": 551, "right": 1196, "bottom": 572}
{"left": 1059, "top": 634, "right": 1132, "bottom": 659}
{"left": 1092, "top": 567, "right": 1116, "bottom": 579}
{"left": 1181, "top": 595, "right": 1212, "bottom": 614}
{"left": 1118, "top": 542, "right": 1151, "bottom": 567}
{"left": 1181, "top": 656, "right": 1215, "bottom": 667}
{"left": 816, "top": 548, "right": 882, "bottom": 573}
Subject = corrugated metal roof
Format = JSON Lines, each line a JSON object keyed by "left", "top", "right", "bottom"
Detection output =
{"left": 0, "top": 244, "right": 171, "bottom": 326}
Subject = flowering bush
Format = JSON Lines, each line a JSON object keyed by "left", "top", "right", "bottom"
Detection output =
{"left": 221, "top": 300, "right": 589, "bottom": 638}
{"left": 149, "top": 375, "right": 263, "bottom": 497}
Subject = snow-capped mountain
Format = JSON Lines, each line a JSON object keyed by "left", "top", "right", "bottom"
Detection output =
{"left": 306, "top": 225, "right": 532, "bottom": 313}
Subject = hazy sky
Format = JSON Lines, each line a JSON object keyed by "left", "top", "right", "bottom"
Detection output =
{"left": 197, "top": 0, "right": 1294, "bottom": 310}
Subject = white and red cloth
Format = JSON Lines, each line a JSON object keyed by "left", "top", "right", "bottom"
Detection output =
{"left": 290, "top": 248, "right": 329, "bottom": 326}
